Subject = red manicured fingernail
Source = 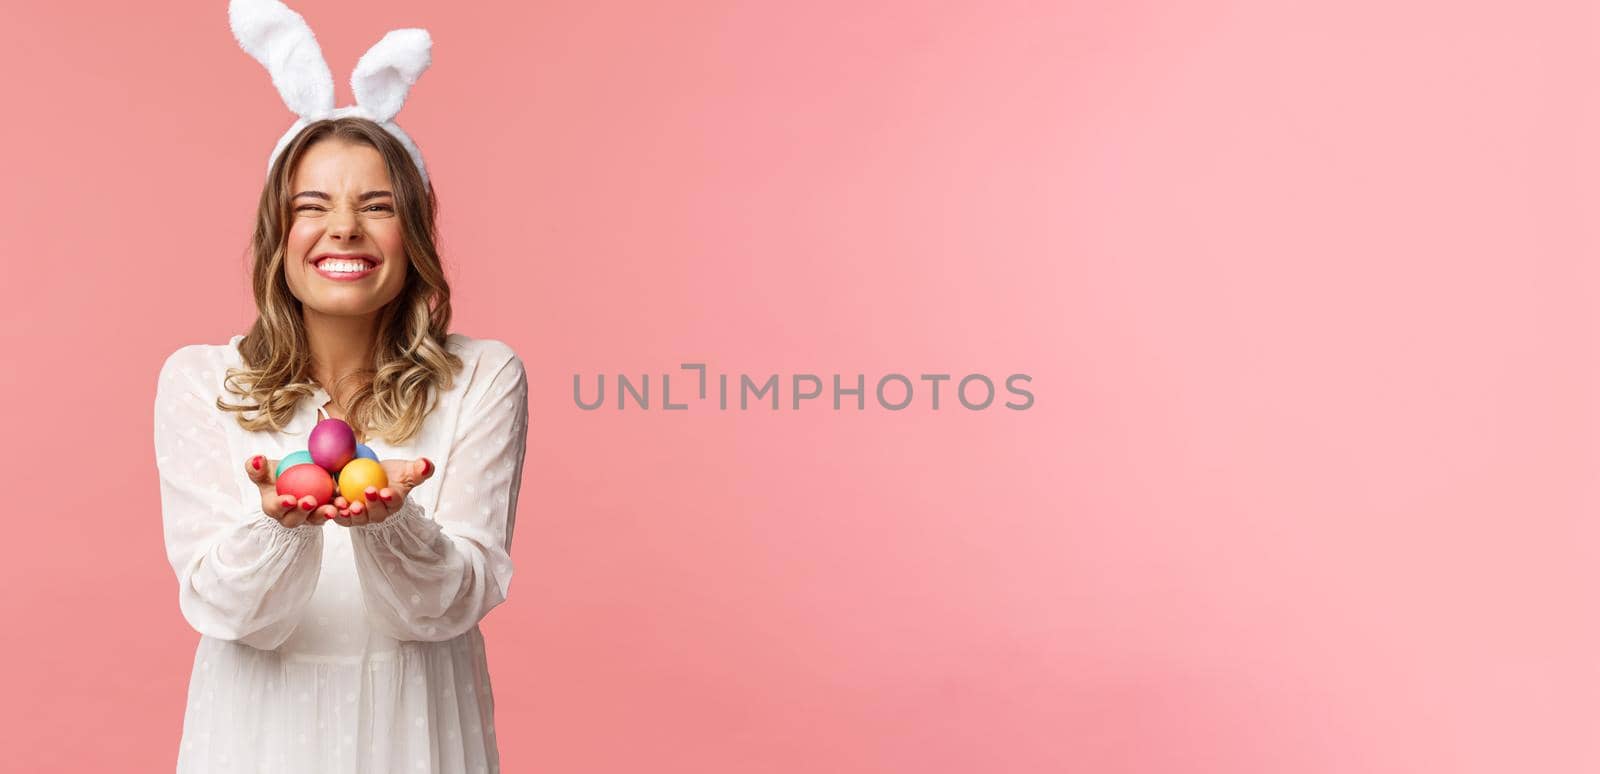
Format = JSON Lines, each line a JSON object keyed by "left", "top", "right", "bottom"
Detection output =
{"left": 380, "top": 492, "right": 392, "bottom": 502}
{"left": 252, "top": 456, "right": 263, "bottom": 470}
{"left": 281, "top": 496, "right": 295, "bottom": 509}
{"left": 422, "top": 458, "right": 433, "bottom": 476}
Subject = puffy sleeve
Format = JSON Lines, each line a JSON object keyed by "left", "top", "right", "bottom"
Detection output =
{"left": 348, "top": 349, "right": 529, "bottom": 642}
{"left": 154, "top": 347, "right": 325, "bottom": 650}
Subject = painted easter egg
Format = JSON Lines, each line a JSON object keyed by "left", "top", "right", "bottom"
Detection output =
{"left": 308, "top": 418, "right": 356, "bottom": 472}
{"left": 334, "top": 462, "right": 357, "bottom": 491}
{"left": 355, "top": 443, "right": 379, "bottom": 462}
{"left": 275, "top": 450, "right": 314, "bottom": 479}
{"left": 337, "top": 458, "right": 388, "bottom": 505}
{"left": 275, "top": 463, "right": 336, "bottom": 508}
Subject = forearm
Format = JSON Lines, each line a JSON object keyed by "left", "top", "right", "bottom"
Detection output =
{"left": 173, "top": 512, "right": 326, "bottom": 649}
{"left": 347, "top": 498, "right": 511, "bottom": 642}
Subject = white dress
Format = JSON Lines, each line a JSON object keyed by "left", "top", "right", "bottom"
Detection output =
{"left": 153, "top": 333, "right": 529, "bottom": 774}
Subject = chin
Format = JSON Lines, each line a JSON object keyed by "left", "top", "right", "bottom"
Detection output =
{"left": 304, "top": 296, "right": 392, "bottom": 318}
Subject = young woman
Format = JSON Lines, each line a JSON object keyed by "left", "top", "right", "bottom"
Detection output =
{"left": 153, "top": 115, "right": 528, "bottom": 772}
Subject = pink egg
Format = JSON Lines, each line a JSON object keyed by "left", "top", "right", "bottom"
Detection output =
{"left": 308, "top": 418, "right": 357, "bottom": 472}
{"left": 275, "top": 463, "right": 335, "bottom": 508}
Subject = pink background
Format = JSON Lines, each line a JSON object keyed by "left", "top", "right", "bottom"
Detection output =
{"left": 3, "top": 0, "right": 1599, "bottom": 771}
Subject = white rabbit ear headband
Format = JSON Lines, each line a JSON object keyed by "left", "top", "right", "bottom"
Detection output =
{"left": 228, "top": 0, "right": 433, "bottom": 187}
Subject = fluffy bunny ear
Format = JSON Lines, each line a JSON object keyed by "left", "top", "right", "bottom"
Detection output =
{"left": 228, "top": 0, "right": 336, "bottom": 119}
{"left": 351, "top": 29, "right": 432, "bottom": 124}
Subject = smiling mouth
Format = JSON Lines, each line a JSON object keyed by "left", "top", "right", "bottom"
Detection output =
{"left": 312, "top": 256, "right": 379, "bottom": 280}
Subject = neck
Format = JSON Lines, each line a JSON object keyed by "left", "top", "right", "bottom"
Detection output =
{"left": 303, "top": 307, "right": 378, "bottom": 402}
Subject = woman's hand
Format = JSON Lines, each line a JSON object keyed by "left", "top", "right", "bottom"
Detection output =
{"left": 331, "top": 457, "right": 435, "bottom": 528}
{"left": 245, "top": 455, "right": 337, "bottom": 527}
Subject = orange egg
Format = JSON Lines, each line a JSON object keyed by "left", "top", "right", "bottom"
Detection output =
{"left": 337, "top": 458, "right": 388, "bottom": 504}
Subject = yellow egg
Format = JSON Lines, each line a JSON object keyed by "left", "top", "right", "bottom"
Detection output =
{"left": 338, "top": 458, "right": 389, "bottom": 504}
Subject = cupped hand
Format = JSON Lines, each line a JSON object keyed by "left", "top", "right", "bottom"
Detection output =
{"left": 245, "top": 455, "right": 337, "bottom": 528}
{"left": 331, "top": 457, "right": 435, "bottom": 528}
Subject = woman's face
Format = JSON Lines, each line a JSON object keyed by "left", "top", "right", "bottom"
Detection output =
{"left": 283, "top": 139, "right": 409, "bottom": 318}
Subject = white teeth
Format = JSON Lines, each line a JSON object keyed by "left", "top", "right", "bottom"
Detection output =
{"left": 319, "top": 260, "right": 371, "bottom": 273}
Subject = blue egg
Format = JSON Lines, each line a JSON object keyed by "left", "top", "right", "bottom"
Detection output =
{"left": 275, "top": 450, "right": 314, "bottom": 479}
{"left": 356, "top": 443, "right": 380, "bottom": 462}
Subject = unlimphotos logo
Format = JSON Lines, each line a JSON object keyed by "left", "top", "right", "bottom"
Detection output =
{"left": 574, "top": 364, "right": 1033, "bottom": 411}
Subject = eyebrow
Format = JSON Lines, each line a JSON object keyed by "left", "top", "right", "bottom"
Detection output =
{"left": 292, "top": 190, "right": 394, "bottom": 202}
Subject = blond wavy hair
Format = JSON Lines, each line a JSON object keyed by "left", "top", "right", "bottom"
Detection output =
{"left": 218, "top": 117, "right": 462, "bottom": 445}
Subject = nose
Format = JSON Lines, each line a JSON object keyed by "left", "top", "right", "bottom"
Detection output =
{"left": 326, "top": 205, "right": 362, "bottom": 242}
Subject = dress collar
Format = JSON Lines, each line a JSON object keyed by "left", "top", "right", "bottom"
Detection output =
{"left": 230, "top": 335, "right": 333, "bottom": 438}
{"left": 285, "top": 382, "right": 333, "bottom": 436}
